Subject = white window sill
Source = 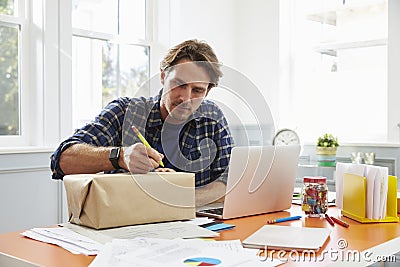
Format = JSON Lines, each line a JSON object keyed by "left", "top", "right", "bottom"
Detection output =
{"left": 0, "top": 147, "right": 55, "bottom": 154}
{"left": 302, "top": 142, "right": 400, "bottom": 148}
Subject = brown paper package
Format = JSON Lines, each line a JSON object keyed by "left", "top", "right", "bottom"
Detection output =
{"left": 63, "top": 172, "right": 195, "bottom": 229}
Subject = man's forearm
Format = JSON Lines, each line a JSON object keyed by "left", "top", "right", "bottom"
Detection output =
{"left": 195, "top": 180, "right": 226, "bottom": 207}
{"left": 59, "top": 143, "right": 125, "bottom": 175}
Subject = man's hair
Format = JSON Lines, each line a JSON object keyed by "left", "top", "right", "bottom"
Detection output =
{"left": 160, "top": 39, "right": 223, "bottom": 88}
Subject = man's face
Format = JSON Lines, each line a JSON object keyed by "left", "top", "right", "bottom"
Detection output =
{"left": 160, "top": 59, "right": 211, "bottom": 123}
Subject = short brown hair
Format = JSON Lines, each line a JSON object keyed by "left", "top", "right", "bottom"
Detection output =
{"left": 160, "top": 39, "right": 223, "bottom": 87}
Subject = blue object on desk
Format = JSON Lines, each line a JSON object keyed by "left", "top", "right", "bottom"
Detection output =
{"left": 204, "top": 222, "right": 235, "bottom": 232}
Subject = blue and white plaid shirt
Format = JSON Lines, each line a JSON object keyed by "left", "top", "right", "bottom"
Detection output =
{"left": 50, "top": 90, "right": 234, "bottom": 186}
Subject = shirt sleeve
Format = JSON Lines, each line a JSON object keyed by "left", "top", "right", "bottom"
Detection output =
{"left": 50, "top": 98, "right": 129, "bottom": 180}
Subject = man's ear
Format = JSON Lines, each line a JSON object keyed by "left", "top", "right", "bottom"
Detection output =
{"left": 160, "top": 69, "right": 165, "bottom": 85}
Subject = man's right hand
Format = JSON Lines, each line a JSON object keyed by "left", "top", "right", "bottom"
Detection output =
{"left": 122, "top": 143, "right": 164, "bottom": 174}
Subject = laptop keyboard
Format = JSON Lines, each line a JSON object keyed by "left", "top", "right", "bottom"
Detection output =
{"left": 201, "top": 207, "right": 223, "bottom": 215}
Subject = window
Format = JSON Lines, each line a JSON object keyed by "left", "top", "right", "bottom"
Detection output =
{"left": 0, "top": 1, "right": 23, "bottom": 136}
{"left": 0, "top": 0, "right": 151, "bottom": 147}
{"left": 281, "top": 0, "right": 388, "bottom": 143}
{"left": 72, "top": 0, "right": 149, "bottom": 129}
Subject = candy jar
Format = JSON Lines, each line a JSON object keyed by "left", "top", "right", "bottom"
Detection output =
{"left": 301, "top": 176, "right": 328, "bottom": 217}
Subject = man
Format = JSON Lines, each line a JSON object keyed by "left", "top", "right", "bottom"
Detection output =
{"left": 50, "top": 39, "right": 234, "bottom": 206}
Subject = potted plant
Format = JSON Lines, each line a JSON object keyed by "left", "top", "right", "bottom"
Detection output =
{"left": 316, "top": 133, "right": 339, "bottom": 167}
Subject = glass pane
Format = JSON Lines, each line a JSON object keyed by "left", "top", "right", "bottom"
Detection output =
{"left": 0, "top": 0, "right": 15, "bottom": 16}
{"left": 287, "top": 0, "right": 388, "bottom": 143}
{"left": 102, "top": 43, "right": 149, "bottom": 107}
{"left": 119, "top": 0, "right": 146, "bottom": 39}
{"left": 72, "top": 36, "right": 149, "bottom": 129}
{"left": 72, "top": 0, "right": 117, "bottom": 34}
{"left": 0, "top": 25, "right": 19, "bottom": 135}
{"left": 72, "top": 36, "right": 104, "bottom": 128}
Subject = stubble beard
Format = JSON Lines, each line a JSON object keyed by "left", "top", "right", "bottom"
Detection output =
{"left": 167, "top": 101, "right": 192, "bottom": 123}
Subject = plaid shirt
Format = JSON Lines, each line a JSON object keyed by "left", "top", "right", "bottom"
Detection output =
{"left": 50, "top": 91, "right": 234, "bottom": 186}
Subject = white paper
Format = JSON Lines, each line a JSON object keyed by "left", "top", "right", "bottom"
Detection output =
{"left": 379, "top": 167, "right": 389, "bottom": 219}
{"left": 22, "top": 227, "right": 103, "bottom": 255}
{"left": 181, "top": 239, "right": 245, "bottom": 253}
{"left": 186, "top": 217, "right": 215, "bottom": 226}
{"left": 89, "top": 238, "right": 282, "bottom": 267}
{"left": 372, "top": 170, "right": 383, "bottom": 220}
{"left": 365, "top": 166, "right": 378, "bottom": 219}
{"left": 337, "top": 163, "right": 389, "bottom": 220}
{"left": 63, "top": 221, "right": 219, "bottom": 244}
{"left": 88, "top": 238, "right": 173, "bottom": 267}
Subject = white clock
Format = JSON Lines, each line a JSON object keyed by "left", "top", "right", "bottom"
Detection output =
{"left": 272, "top": 129, "right": 300, "bottom": 145}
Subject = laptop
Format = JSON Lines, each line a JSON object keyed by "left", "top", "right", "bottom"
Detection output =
{"left": 196, "top": 145, "right": 301, "bottom": 219}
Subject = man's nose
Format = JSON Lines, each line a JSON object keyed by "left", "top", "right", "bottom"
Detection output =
{"left": 179, "top": 85, "right": 191, "bottom": 102}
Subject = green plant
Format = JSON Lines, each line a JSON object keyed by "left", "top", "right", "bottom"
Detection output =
{"left": 317, "top": 133, "right": 339, "bottom": 148}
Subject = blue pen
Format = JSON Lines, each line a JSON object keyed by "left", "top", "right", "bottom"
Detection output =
{"left": 267, "top": 215, "right": 302, "bottom": 224}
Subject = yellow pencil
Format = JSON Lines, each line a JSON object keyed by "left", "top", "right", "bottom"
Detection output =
{"left": 132, "top": 126, "right": 164, "bottom": 167}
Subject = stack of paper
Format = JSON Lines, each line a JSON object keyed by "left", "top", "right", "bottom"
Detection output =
{"left": 22, "top": 220, "right": 221, "bottom": 258}
{"left": 63, "top": 221, "right": 219, "bottom": 244}
{"left": 335, "top": 162, "right": 389, "bottom": 220}
{"left": 89, "top": 238, "right": 283, "bottom": 267}
{"left": 22, "top": 227, "right": 103, "bottom": 255}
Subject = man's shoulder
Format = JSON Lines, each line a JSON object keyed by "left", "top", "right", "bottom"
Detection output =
{"left": 126, "top": 95, "right": 159, "bottom": 112}
{"left": 129, "top": 94, "right": 159, "bottom": 104}
{"left": 198, "top": 99, "right": 224, "bottom": 116}
{"left": 192, "top": 100, "right": 229, "bottom": 128}
{"left": 106, "top": 95, "right": 158, "bottom": 109}
{"left": 200, "top": 99, "right": 222, "bottom": 110}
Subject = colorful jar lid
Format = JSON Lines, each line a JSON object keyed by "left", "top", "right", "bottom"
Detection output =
{"left": 303, "top": 176, "right": 327, "bottom": 184}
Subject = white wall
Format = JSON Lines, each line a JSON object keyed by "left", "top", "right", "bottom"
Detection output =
{"left": 388, "top": 0, "right": 400, "bottom": 142}
{"left": 162, "top": 0, "right": 280, "bottom": 122}
{"left": 150, "top": 0, "right": 237, "bottom": 84}
{"left": 154, "top": 0, "right": 279, "bottom": 144}
{"left": 167, "top": 0, "right": 237, "bottom": 67}
{"left": 0, "top": 150, "right": 61, "bottom": 234}
{"left": 150, "top": 0, "right": 236, "bottom": 96}
{"left": 234, "top": 0, "right": 280, "bottom": 123}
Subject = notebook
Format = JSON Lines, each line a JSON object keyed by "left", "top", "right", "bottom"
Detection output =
{"left": 196, "top": 145, "right": 301, "bottom": 219}
{"left": 242, "top": 225, "right": 331, "bottom": 251}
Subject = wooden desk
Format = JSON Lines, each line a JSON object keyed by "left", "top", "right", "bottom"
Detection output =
{"left": 0, "top": 205, "right": 399, "bottom": 267}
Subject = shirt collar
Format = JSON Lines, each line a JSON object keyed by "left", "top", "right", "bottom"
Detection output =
{"left": 147, "top": 89, "right": 203, "bottom": 128}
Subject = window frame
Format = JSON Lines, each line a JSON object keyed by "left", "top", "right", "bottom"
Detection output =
{"left": 0, "top": 0, "right": 154, "bottom": 149}
{"left": 67, "top": 0, "right": 151, "bottom": 136}
{"left": 0, "top": 1, "right": 30, "bottom": 147}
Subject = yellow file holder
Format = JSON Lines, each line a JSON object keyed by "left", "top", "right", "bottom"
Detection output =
{"left": 342, "top": 173, "right": 399, "bottom": 223}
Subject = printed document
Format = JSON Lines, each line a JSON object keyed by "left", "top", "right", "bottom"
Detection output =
{"left": 63, "top": 221, "right": 219, "bottom": 244}
{"left": 89, "top": 238, "right": 283, "bottom": 267}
